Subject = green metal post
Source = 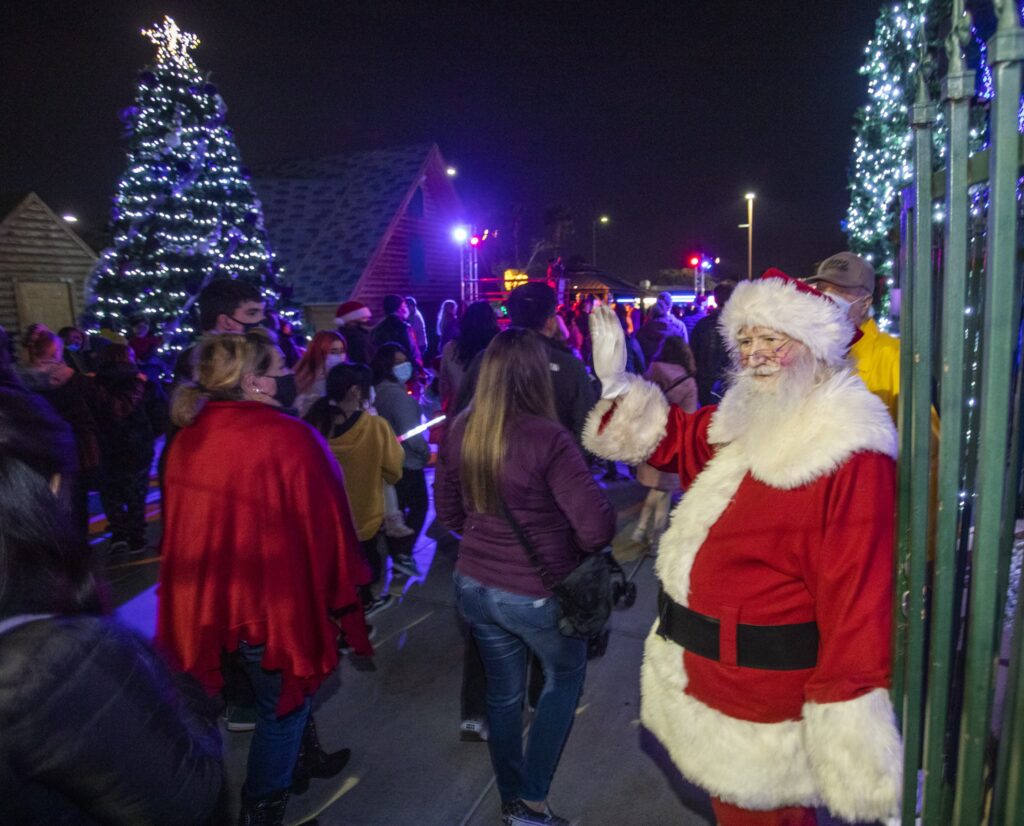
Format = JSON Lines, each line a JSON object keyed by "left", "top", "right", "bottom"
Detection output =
{"left": 922, "top": 7, "right": 974, "bottom": 823}
{"left": 893, "top": 190, "right": 914, "bottom": 724}
{"left": 903, "top": 67, "right": 937, "bottom": 826}
{"left": 992, "top": 544, "right": 1024, "bottom": 823}
{"left": 952, "top": 3, "right": 1024, "bottom": 823}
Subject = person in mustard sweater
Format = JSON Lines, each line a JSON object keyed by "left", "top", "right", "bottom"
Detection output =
{"left": 306, "top": 363, "right": 404, "bottom": 618}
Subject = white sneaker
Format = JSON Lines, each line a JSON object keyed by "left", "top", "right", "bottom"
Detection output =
{"left": 460, "top": 718, "right": 489, "bottom": 742}
{"left": 384, "top": 513, "right": 415, "bottom": 538}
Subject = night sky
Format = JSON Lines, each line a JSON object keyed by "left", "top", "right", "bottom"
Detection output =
{"left": 1, "top": 1, "right": 881, "bottom": 284}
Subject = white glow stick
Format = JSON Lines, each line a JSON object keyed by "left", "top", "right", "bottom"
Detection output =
{"left": 397, "top": 415, "right": 446, "bottom": 442}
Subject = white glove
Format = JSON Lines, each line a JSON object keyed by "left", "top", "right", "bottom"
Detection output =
{"left": 589, "top": 305, "right": 630, "bottom": 399}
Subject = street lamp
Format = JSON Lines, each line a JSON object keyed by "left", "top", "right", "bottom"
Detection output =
{"left": 592, "top": 215, "right": 610, "bottom": 267}
{"left": 446, "top": 166, "right": 458, "bottom": 177}
{"left": 744, "top": 193, "right": 755, "bottom": 280}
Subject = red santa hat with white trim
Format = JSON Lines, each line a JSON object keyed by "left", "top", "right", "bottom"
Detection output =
{"left": 335, "top": 300, "right": 372, "bottom": 326}
{"left": 718, "top": 269, "right": 856, "bottom": 367}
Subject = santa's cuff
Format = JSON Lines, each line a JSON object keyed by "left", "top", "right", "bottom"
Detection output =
{"left": 802, "top": 688, "right": 903, "bottom": 822}
{"left": 583, "top": 374, "right": 669, "bottom": 467}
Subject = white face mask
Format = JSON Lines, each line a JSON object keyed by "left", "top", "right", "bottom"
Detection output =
{"left": 393, "top": 362, "right": 413, "bottom": 383}
{"left": 325, "top": 353, "right": 346, "bottom": 370}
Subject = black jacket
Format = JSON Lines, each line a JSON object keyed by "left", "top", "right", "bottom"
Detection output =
{"left": 94, "top": 366, "right": 168, "bottom": 473}
{"left": 371, "top": 314, "right": 419, "bottom": 362}
{"left": 690, "top": 311, "right": 730, "bottom": 406}
{"left": 0, "top": 615, "right": 224, "bottom": 825}
{"left": 454, "top": 334, "right": 597, "bottom": 442}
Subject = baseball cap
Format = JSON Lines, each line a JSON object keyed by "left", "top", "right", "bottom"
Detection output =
{"left": 807, "top": 252, "right": 875, "bottom": 293}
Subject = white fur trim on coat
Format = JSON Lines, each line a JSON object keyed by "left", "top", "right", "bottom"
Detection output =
{"left": 720, "top": 277, "right": 854, "bottom": 367}
{"left": 641, "top": 627, "right": 820, "bottom": 810}
{"left": 707, "top": 369, "right": 898, "bottom": 490}
{"left": 803, "top": 689, "right": 903, "bottom": 821}
{"left": 582, "top": 374, "right": 669, "bottom": 467}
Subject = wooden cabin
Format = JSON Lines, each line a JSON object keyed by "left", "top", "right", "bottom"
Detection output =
{"left": 0, "top": 192, "right": 97, "bottom": 339}
{"left": 254, "top": 144, "right": 464, "bottom": 332}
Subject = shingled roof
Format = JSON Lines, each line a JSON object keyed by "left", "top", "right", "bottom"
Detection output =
{"left": 253, "top": 143, "right": 438, "bottom": 304}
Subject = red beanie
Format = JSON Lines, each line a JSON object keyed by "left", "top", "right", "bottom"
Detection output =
{"left": 335, "top": 301, "right": 371, "bottom": 325}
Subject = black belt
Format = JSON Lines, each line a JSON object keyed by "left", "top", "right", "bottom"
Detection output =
{"left": 656, "top": 590, "right": 819, "bottom": 671}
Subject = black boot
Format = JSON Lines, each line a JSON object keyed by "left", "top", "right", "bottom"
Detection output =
{"left": 237, "top": 788, "right": 289, "bottom": 826}
{"left": 291, "top": 715, "right": 351, "bottom": 796}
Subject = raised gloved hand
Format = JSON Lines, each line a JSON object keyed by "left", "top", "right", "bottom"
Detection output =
{"left": 589, "top": 305, "right": 630, "bottom": 399}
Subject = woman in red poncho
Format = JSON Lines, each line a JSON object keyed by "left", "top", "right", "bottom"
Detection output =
{"left": 157, "top": 331, "right": 372, "bottom": 824}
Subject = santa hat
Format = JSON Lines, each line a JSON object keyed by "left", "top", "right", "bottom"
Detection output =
{"left": 718, "top": 269, "right": 854, "bottom": 366}
{"left": 335, "top": 301, "right": 371, "bottom": 325}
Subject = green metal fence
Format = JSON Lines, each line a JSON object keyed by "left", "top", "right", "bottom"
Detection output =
{"left": 896, "top": 2, "right": 1024, "bottom": 823}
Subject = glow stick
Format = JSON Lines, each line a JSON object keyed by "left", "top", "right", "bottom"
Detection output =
{"left": 397, "top": 415, "right": 446, "bottom": 442}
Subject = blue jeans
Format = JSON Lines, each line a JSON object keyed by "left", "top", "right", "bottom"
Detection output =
{"left": 454, "top": 572, "right": 587, "bottom": 803}
{"left": 236, "top": 643, "right": 312, "bottom": 798}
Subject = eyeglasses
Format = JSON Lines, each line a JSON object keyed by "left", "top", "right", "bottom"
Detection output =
{"left": 736, "top": 333, "right": 792, "bottom": 358}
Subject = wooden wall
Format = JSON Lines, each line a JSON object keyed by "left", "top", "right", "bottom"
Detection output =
{"left": 0, "top": 193, "right": 96, "bottom": 338}
{"left": 352, "top": 164, "right": 463, "bottom": 328}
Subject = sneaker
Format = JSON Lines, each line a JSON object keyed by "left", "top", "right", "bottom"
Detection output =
{"left": 363, "top": 593, "right": 393, "bottom": 619}
{"left": 384, "top": 512, "right": 415, "bottom": 538}
{"left": 338, "top": 624, "right": 377, "bottom": 653}
{"left": 108, "top": 540, "right": 129, "bottom": 555}
{"left": 459, "top": 718, "right": 489, "bottom": 742}
{"left": 223, "top": 702, "right": 258, "bottom": 732}
{"left": 502, "top": 799, "right": 578, "bottom": 826}
{"left": 392, "top": 555, "right": 421, "bottom": 577}
{"left": 630, "top": 526, "right": 647, "bottom": 545}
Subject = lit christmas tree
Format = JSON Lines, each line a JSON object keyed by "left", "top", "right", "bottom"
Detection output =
{"left": 87, "top": 16, "right": 290, "bottom": 352}
{"left": 845, "top": 1, "right": 1020, "bottom": 327}
{"left": 845, "top": 0, "right": 933, "bottom": 286}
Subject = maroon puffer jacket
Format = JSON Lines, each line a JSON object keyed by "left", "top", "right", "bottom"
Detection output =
{"left": 435, "top": 413, "right": 616, "bottom": 598}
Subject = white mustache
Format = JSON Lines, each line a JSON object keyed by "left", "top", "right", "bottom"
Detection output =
{"left": 741, "top": 363, "right": 781, "bottom": 377}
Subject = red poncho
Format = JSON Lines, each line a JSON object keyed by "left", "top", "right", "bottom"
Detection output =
{"left": 156, "top": 401, "right": 372, "bottom": 715}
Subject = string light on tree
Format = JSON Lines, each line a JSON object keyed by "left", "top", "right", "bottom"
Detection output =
{"left": 86, "top": 16, "right": 297, "bottom": 355}
{"left": 141, "top": 16, "right": 200, "bottom": 71}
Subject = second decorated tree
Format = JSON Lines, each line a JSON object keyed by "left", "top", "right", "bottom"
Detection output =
{"left": 87, "top": 16, "right": 290, "bottom": 353}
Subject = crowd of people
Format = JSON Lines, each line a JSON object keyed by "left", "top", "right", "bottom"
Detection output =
{"left": 0, "top": 249, "right": 909, "bottom": 826}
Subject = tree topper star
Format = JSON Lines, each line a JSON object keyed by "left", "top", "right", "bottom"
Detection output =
{"left": 142, "top": 16, "right": 200, "bottom": 70}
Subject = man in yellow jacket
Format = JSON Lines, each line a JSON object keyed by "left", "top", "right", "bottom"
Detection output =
{"left": 806, "top": 252, "right": 901, "bottom": 421}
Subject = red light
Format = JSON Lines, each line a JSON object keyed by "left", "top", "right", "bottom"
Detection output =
{"left": 470, "top": 236, "right": 480, "bottom": 247}
{"left": 689, "top": 256, "right": 700, "bottom": 267}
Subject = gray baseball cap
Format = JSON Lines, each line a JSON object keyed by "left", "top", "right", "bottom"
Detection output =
{"left": 807, "top": 252, "right": 875, "bottom": 293}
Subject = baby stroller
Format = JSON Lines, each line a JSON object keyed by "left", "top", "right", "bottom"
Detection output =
{"left": 587, "top": 553, "right": 639, "bottom": 659}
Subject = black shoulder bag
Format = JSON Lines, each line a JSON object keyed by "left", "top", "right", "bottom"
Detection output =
{"left": 501, "top": 502, "right": 614, "bottom": 638}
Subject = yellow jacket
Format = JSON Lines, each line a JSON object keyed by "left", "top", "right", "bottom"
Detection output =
{"left": 328, "top": 412, "right": 404, "bottom": 541}
{"left": 850, "top": 318, "right": 902, "bottom": 423}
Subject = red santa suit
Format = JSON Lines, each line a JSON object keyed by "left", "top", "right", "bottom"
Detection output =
{"left": 157, "top": 401, "right": 372, "bottom": 715}
{"left": 584, "top": 275, "right": 902, "bottom": 823}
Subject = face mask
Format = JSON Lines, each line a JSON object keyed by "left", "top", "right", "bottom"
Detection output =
{"left": 325, "top": 353, "right": 346, "bottom": 370}
{"left": 272, "top": 373, "right": 298, "bottom": 408}
{"left": 362, "top": 387, "right": 376, "bottom": 410}
{"left": 393, "top": 362, "right": 413, "bottom": 383}
{"left": 231, "top": 316, "right": 263, "bottom": 333}
{"left": 66, "top": 343, "right": 81, "bottom": 352}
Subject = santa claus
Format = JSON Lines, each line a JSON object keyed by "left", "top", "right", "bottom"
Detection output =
{"left": 584, "top": 272, "right": 902, "bottom": 825}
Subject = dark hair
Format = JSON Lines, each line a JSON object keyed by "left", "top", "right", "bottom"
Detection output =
{"left": 713, "top": 281, "right": 736, "bottom": 307}
{"left": 0, "top": 388, "right": 104, "bottom": 618}
{"left": 382, "top": 294, "right": 405, "bottom": 315}
{"left": 507, "top": 282, "right": 557, "bottom": 331}
{"left": 98, "top": 343, "right": 135, "bottom": 369}
{"left": 198, "top": 278, "right": 263, "bottom": 332}
{"left": 305, "top": 362, "right": 373, "bottom": 437}
{"left": 455, "top": 301, "right": 499, "bottom": 366}
{"left": 371, "top": 342, "right": 410, "bottom": 384}
{"left": 654, "top": 335, "right": 697, "bottom": 376}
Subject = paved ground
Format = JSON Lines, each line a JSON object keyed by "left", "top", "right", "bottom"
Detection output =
{"left": 104, "top": 468, "right": 715, "bottom": 825}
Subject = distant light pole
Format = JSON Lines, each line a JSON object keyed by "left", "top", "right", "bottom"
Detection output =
{"left": 592, "top": 215, "right": 610, "bottom": 267}
{"left": 744, "top": 193, "right": 756, "bottom": 280}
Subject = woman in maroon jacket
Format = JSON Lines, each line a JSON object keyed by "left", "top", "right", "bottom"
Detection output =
{"left": 435, "top": 329, "right": 615, "bottom": 826}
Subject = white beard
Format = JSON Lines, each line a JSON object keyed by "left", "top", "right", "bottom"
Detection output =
{"left": 713, "top": 348, "right": 828, "bottom": 448}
